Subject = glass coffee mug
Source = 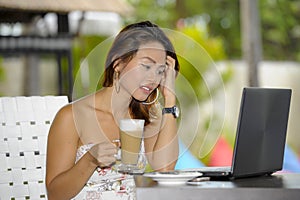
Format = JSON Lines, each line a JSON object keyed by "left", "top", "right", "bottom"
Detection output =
{"left": 116, "top": 119, "right": 146, "bottom": 174}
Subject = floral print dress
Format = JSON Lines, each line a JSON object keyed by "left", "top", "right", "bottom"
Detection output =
{"left": 72, "top": 144, "right": 136, "bottom": 200}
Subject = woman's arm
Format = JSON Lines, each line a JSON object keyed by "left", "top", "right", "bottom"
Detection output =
{"left": 45, "top": 105, "right": 98, "bottom": 199}
{"left": 150, "top": 109, "right": 179, "bottom": 171}
{"left": 144, "top": 56, "right": 179, "bottom": 171}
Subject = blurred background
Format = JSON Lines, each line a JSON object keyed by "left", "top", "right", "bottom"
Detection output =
{"left": 0, "top": 0, "right": 300, "bottom": 172}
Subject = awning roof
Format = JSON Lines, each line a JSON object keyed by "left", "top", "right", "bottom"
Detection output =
{"left": 0, "top": 0, "right": 134, "bottom": 16}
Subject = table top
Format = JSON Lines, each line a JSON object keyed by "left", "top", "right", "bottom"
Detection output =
{"left": 134, "top": 173, "right": 300, "bottom": 200}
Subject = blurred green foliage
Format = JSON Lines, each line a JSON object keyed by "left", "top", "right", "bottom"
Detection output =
{"left": 173, "top": 24, "right": 232, "bottom": 104}
{"left": 0, "top": 57, "right": 5, "bottom": 96}
{"left": 72, "top": 35, "right": 108, "bottom": 98}
{"left": 126, "top": 0, "right": 300, "bottom": 61}
{"left": 259, "top": 0, "right": 300, "bottom": 61}
{"left": 180, "top": 25, "right": 226, "bottom": 61}
{"left": 172, "top": 24, "right": 233, "bottom": 162}
{"left": 0, "top": 57, "right": 4, "bottom": 81}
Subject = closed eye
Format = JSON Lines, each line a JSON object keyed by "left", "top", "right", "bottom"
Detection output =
{"left": 141, "top": 63, "right": 151, "bottom": 70}
{"left": 157, "top": 67, "right": 165, "bottom": 75}
{"left": 140, "top": 63, "right": 166, "bottom": 76}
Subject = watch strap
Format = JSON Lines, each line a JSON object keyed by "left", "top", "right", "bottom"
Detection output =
{"left": 162, "top": 106, "right": 179, "bottom": 118}
{"left": 162, "top": 107, "right": 174, "bottom": 114}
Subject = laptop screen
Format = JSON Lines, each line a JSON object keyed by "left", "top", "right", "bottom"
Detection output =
{"left": 231, "top": 87, "right": 292, "bottom": 178}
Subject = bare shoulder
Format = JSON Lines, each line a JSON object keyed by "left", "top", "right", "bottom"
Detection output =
{"left": 52, "top": 103, "right": 74, "bottom": 125}
{"left": 58, "top": 93, "right": 95, "bottom": 117}
{"left": 48, "top": 103, "right": 77, "bottom": 139}
{"left": 52, "top": 94, "right": 97, "bottom": 137}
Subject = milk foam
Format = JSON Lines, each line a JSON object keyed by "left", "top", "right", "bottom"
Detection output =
{"left": 119, "top": 119, "right": 145, "bottom": 131}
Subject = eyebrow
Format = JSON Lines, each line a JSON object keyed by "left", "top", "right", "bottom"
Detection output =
{"left": 140, "top": 56, "right": 166, "bottom": 67}
{"left": 140, "top": 56, "right": 156, "bottom": 63}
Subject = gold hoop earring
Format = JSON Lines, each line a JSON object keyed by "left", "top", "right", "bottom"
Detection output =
{"left": 114, "top": 71, "right": 120, "bottom": 93}
{"left": 142, "top": 88, "right": 159, "bottom": 105}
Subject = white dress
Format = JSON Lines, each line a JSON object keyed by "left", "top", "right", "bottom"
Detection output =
{"left": 72, "top": 144, "right": 136, "bottom": 200}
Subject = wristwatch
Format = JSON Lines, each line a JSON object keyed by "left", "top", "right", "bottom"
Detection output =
{"left": 162, "top": 105, "right": 180, "bottom": 118}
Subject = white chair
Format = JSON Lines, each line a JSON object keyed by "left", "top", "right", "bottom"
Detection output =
{"left": 0, "top": 96, "right": 68, "bottom": 200}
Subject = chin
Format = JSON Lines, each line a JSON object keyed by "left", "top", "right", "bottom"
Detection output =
{"left": 132, "top": 95, "right": 148, "bottom": 103}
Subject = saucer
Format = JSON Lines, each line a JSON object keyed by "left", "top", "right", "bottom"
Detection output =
{"left": 143, "top": 171, "right": 202, "bottom": 185}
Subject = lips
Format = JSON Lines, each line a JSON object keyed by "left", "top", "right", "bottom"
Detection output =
{"left": 140, "top": 85, "right": 154, "bottom": 94}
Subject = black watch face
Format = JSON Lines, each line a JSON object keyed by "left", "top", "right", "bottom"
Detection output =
{"left": 163, "top": 106, "right": 179, "bottom": 118}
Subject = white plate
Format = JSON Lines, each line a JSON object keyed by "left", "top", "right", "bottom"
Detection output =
{"left": 143, "top": 171, "right": 202, "bottom": 185}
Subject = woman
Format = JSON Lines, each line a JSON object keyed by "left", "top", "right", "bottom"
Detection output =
{"left": 46, "top": 21, "right": 180, "bottom": 200}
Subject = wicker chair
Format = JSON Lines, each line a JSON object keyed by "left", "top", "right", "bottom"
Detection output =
{"left": 0, "top": 96, "right": 68, "bottom": 200}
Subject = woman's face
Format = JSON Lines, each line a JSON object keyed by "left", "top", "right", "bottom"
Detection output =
{"left": 118, "top": 41, "right": 166, "bottom": 101}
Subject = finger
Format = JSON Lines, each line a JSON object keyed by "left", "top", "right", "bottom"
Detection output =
{"left": 99, "top": 146, "right": 117, "bottom": 157}
{"left": 100, "top": 141, "right": 118, "bottom": 151}
{"left": 98, "top": 156, "right": 116, "bottom": 168}
{"left": 89, "top": 142, "right": 117, "bottom": 160}
{"left": 166, "top": 56, "right": 176, "bottom": 69}
{"left": 96, "top": 151, "right": 117, "bottom": 166}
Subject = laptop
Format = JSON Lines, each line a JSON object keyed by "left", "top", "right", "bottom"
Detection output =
{"left": 195, "top": 87, "right": 292, "bottom": 179}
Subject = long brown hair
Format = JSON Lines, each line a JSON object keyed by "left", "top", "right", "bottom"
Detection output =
{"left": 102, "top": 21, "right": 179, "bottom": 125}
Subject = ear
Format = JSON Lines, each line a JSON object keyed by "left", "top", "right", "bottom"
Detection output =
{"left": 113, "top": 59, "right": 119, "bottom": 70}
{"left": 113, "top": 58, "right": 124, "bottom": 72}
